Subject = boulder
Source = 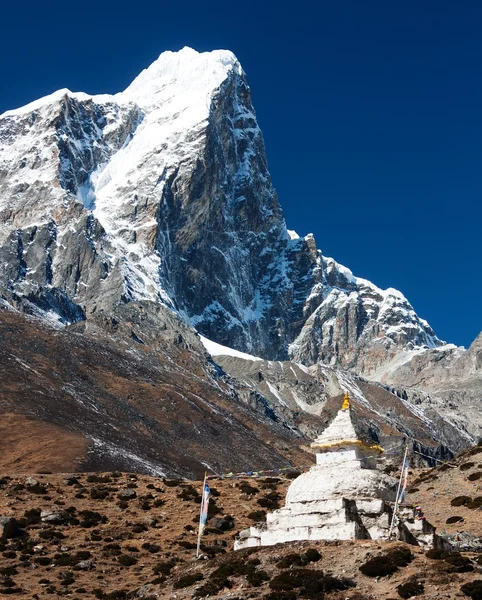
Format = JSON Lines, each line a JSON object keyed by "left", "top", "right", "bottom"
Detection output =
{"left": 208, "top": 516, "right": 234, "bottom": 531}
{"left": 0, "top": 517, "right": 22, "bottom": 541}
{"left": 40, "top": 508, "right": 66, "bottom": 524}
{"left": 118, "top": 489, "right": 137, "bottom": 499}
{"left": 24, "top": 477, "right": 39, "bottom": 488}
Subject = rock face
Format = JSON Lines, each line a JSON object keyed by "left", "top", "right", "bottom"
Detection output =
{"left": 213, "top": 352, "right": 472, "bottom": 460}
{"left": 369, "top": 333, "right": 482, "bottom": 440}
{"left": 235, "top": 399, "right": 444, "bottom": 549}
{"left": 0, "top": 47, "right": 447, "bottom": 370}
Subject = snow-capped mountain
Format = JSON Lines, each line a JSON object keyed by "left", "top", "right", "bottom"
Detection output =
{"left": 0, "top": 47, "right": 449, "bottom": 376}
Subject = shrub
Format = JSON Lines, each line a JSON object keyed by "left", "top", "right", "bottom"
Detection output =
{"left": 468, "top": 472, "right": 482, "bottom": 482}
{"left": 467, "top": 497, "right": 482, "bottom": 509}
{"left": 153, "top": 559, "right": 176, "bottom": 575}
{"left": 87, "top": 475, "right": 112, "bottom": 483}
{"left": 248, "top": 510, "right": 266, "bottom": 522}
{"left": 276, "top": 553, "right": 304, "bottom": 568}
{"left": 199, "top": 544, "right": 226, "bottom": 556}
{"left": 443, "top": 552, "right": 473, "bottom": 573}
{"left": 198, "top": 556, "right": 269, "bottom": 592}
{"left": 460, "top": 462, "right": 475, "bottom": 471}
{"left": 79, "top": 510, "right": 106, "bottom": 528}
{"left": 76, "top": 551, "right": 91, "bottom": 560}
{"left": 90, "top": 488, "right": 109, "bottom": 500}
{"left": 117, "top": 554, "right": 138, "bottom": 566}
{"left": 263, "top": 593, "right": 296, "bottom": 600}
{"left": 461, "top": 580, "right": 482, "bottom": 600}
{"left": 59, "top": 573, "right": 75, "bottom": 586}
{"left": 53, "top": 553, "right": 77, "bottom": 566}
{"left": 177, "top": 485, "right": 201, "bottom": 503}
{"left": 397, "top": 579, "right": 424, "bottom": 598}
{"left": 269, "top": 569, "right": 329, "bottom": 599}
{"left": 386, "top": 546, "right": 413, "bottom": 567}
{"left": 38, "top": 529, "right": 65, "bottom": 540}
{"left": 359, "top": 556, "right": 398, "bottom": 577}
{"left": 247, "top": 569, "right": 269, "bottom": 586}
{"left": 257, "top": 492, "right": 281, "bottom": 510}
{"left": 173, "top": 573, "right": 203, "bottom": 589}
{"left": 276, "top": 548, "right": 321, "bottom": 568}
{"left": 162, "top": 478, "right": 182, "bottom": 487}
{"left": 194, "top": 580, "right": 228, "bottom": 597}
{"left": 467, "top": 446, "right": 482, "bottom": 455}
{"left": 324, "top": 575, "right": 356, "bottom": 593}
{"left": 446, "top": 516, "right": 464, "bottom": 524}
{"left": 142, "top": 543, "right": 161, "bottom": 554}
{"left": 26, "top": 484, "right": 48, "bottom": 494}
{"left": 304, "top": 548, "right": 322, "bottom": 563}
{"left": 178, "top": 541, "right": 197, "bottom": 550}
{"left": 240, "top": 483, "right": 259, "bottom": 495}
{"left": 103, "top": 543, "right": 122, "bottom": 557}
{"left": 438, "top": 464, "right": 452, "bottom": 472}
{"left": 451, "top": 496, "right": 472, "bottom": 507}
{"left": 23, "top": 508, "right": 41, "bottom": 524}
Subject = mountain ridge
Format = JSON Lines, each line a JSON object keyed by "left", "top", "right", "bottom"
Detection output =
{"left": 0, "top": 46, "right": 480, "bottom": 460}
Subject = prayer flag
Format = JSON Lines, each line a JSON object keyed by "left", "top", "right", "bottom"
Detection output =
{"left": 196, "top": 475, "right": 210, "bottom": 557}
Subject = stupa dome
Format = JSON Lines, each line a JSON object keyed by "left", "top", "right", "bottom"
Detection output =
{"left": 285, "top": 463, "right": 397, "bottom": 504}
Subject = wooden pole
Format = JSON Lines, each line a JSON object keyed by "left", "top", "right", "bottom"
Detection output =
{"left": 388, "top": 444, "right": 409, "bottom": 540}
{"left": 196, "top": 472, "right": 208, "bottom": 558}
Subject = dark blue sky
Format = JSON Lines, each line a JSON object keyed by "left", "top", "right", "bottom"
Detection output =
{"left": 1, "top": 0, "right": 480, "bottom": 347}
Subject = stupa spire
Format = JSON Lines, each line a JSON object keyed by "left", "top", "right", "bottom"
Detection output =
{"left": 341, "top": 391, "right": 350, "bottom": 410}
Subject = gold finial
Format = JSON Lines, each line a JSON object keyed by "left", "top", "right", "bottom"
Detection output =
{"left": 341, "top": 391, "right": 350, "bottom": 410}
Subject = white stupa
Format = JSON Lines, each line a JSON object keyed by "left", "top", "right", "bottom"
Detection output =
{"left": 235, "top": 393, "right": 445, "bottom": 550}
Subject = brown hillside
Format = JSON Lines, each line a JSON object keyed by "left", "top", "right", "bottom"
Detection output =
{"left": 0, "top": 470, "right": 481, "bottom": 599}
{"left": 0, "top": 307, "right": 307, "bottom": 476}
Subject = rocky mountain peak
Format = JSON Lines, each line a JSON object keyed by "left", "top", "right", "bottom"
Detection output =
{"left": 0, "top": 47, "right": 460, "bottom": 374}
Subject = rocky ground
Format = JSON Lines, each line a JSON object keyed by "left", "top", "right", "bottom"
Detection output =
{"left": 406, "top": 444, "right": 482, "bottom": 545}
{"left": 0, "top": 464, "right": 481, "bottom": 599}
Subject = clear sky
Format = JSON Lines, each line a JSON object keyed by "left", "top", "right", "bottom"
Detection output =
{"left": 1, "top": 0, "right": 480, "bottom": 347}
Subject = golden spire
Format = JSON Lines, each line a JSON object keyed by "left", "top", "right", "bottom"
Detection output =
{"left": 341, "top": 391, "right": 350, "bottom": 411}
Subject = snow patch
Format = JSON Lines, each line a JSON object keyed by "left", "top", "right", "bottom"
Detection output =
{"left": 199, "top": 335, "right": 262, "bottom": 361}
